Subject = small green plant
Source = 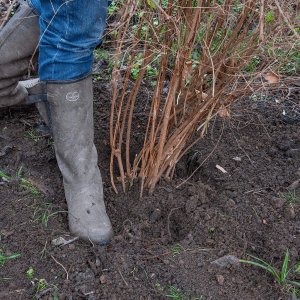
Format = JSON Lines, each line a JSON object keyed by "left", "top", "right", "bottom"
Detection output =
{"left": 279, "top": 190, "right": 299, "bottom": 204}
{"left": 26, "top": 268, "right": 34, "bottom": 279}
{"left": 155, "top": 283, "right": 164, "bottom": 292}
{"left": 131, "top": 266, "right": 138, "bottom": 277}
{"left": 40, "top": 241, "right": 47, "bottom": 260}
{"left": 0, "top": 245, "right": 20, "bottom": 266}
{"left": 32, "top": 279, "right": 49, "bottom": 299}
{"left": 165, "top": 285, "right": 203, "bottom": 299}
{"left": 241, "top": 248, "right": 300, "bottom": 290}
{"left": 25, "top": 129, "right": 40, "bottom": 143}
{"left": 169, "top": 244, "right": 185, "bottom": 255}
{"left": 252, "top": 207, "right": 259, "bottom": 218}
{"left": 209, "top": 227, "right": 215, "bottom": 239}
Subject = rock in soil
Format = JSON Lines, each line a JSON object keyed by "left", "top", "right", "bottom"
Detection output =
{"left": 211, "top": 255, "right": 240, "bottom": 268}
{"left": 216, "top": 274, "right": 225, "bottom": 285}
{"left": 271, "top": 197, "right": 286, "bottom": 209}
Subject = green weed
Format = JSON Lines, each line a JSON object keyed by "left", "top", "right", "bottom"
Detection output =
{"left": 241, "top": 248, "right": 300, "bottom": 290}
{"left": 155, "top": 283, "right": 164, "bottom": 292}
{"left": 25, "top": 129, "right": 40, "bottom": 143}
{"left": 165, "top": 285, "right": 203, "bottom": 299}
{"left": 26, "top": 268, "right": 34, "bottom": 279}
{"left": 252, "top": 207, "right": 259, "bottom": 218}
{"left": 169, "top": 244, "right": 185, "bottom": 255}
{"left": 0, "top": 245, "right": 20, "bottom": 266}
{"left": 279, "top": 190, "right": 299, "bottom": 204}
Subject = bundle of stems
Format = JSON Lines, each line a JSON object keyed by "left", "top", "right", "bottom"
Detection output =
{"left": 110, "top": 0, "right": 300, "bottom": 195}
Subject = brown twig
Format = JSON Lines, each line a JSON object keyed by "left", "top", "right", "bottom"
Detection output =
{"left": 142, "top": 251, "right": 172, "bottom": 261}
{"left": 118, "top": 268, "right": 130, "bottom": 288}
{"left": 50, "top": 254, "right": 69, "bottom": 281}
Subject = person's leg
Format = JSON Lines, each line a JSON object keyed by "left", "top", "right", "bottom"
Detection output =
{"left": 36, "top": 0, "right": 113, "bottom": 244}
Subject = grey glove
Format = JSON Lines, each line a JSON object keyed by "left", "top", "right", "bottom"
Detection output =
{"left": 0, "top": 0, "right": 40, "bottom": 107}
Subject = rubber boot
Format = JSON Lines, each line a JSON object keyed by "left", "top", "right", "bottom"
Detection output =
{"left": 47, "top": 75, "right": 114, "bottom": 245}
{"left": 0, "top": 0, "right": 40, "bottom": 107}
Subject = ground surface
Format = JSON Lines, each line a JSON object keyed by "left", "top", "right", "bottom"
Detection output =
{"left": 1, "top": 62, "right": 300, "bottom": 300}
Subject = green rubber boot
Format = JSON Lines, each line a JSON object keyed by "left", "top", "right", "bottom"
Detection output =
{"left": 47, "top": 75, "right": 114, "bottom": 245}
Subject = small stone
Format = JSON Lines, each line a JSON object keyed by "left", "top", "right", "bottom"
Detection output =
{"left": 218, "top": 250, "right": 224, "bottom": 257}
{"left": 216, "top": 274, "right": 224, "bottom": 285}
{"left": 204, "top": 214, "right": 211, "bottom": 221}
{"left": 68, "top": 244, "right": 75, "bottom": 250}
{"left": 287, "top": 179, "right": 300, "bottom": 191}
{"left": 211, "top": 255, "right": 240, "bottom": 268}
{"left": 99, "top": 275, "right": 107, "bottom": 284}
{"left": 197, "top": 263, "right": 203, "bottom": 267}
{"left": 149, "top": 209, "right": 161, "bottom": 222}
{"left": 226, "top": 199, "right": 235, "bottom": 206}
{"left": 149, "top": 273, "right": 156, "bottom": 279}
{"left": 232, "top": 157, "right": 241, "bottom": 162}
{"left": 271, "top": 198, "right": 286, "bottom": 209}
{"left": 51, "top": 237, "right": 67, "bottom": 246}
{"left": 1, "top": 176, "right": 8, "bottom": 182}
{"left": 163, "top": 259, "right": 170, "bottom": 265}
{"left": 284, "top": 207, "right": 295, "bottom": 219}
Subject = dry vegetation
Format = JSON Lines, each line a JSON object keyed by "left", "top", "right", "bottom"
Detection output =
{"left": 110, "top": 0, "right": 300, "bottom": 195}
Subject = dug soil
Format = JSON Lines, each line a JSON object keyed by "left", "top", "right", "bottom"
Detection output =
{"left": 0, "top": 69, "right": 300, "bottom": 300}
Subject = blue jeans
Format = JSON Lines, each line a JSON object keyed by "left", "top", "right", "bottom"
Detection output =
{"left": 28, "top": 0, "right": 109, "bottom": 81}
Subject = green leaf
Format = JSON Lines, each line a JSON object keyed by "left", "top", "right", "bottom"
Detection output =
{"left": 147, "top": 0, "right": 156, "bottom": 9}
{"left": 139, "top": 11, "right": 145, "bottom": 17}
{"left": 281, "top": 248, "right": 289, "bottom": 282}
{"left": 240, "top": 256, "right": 280, "bottom": 281}
{"left": 287, "top": 281, "right": 300, "bottom": 287}
{"left": 266, "top": 11, "right": 275, "bottom": 23}
{"left": 208, "top": 14, "right": 213, "bottom": 21}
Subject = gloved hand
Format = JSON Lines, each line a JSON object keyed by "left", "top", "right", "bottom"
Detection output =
{"left": 0, "top": 0, "right": 40, "bottom": 107}
{"left": 0, "top": 56, "right": 38, "bottom": 107}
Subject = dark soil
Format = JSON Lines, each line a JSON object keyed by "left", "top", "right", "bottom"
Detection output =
{"left": 1, "top": 66, "right": 300, "bottom": 300}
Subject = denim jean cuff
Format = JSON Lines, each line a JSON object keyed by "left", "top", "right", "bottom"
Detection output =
{"left": 45, "top": 72, "right": 92, "bottom": 85}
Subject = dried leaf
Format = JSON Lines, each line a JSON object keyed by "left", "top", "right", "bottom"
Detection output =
{"left": 265, "top": 72, "right": 280, "bottom": 84}
{"left": 183, "top": 61, "right": 193, "bottom": 79}
{"left": 218, "top": 104, "right": 230, "bottom": 118}
{"left": 263, "top": 219, "right": 267, "bottom": 224}
{"left": 195, "top": 90, "right": 208, "bottom": 100}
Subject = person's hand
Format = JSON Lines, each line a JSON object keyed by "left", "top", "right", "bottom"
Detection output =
{"left": 0, "top": 82, "right": 29, "bottom": 108}
{"left": 0, "top": 56, "right": 38, "bottom": 107}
